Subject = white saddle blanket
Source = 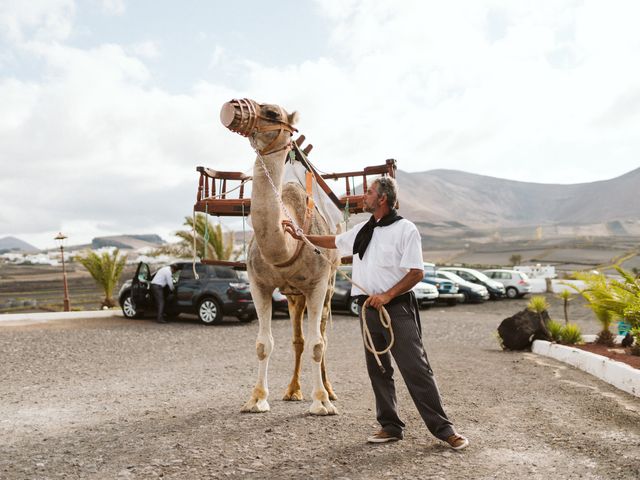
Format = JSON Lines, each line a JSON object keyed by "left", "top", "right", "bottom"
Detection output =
{"left": 282, "top": 161, "right": 344, "bottom": 234}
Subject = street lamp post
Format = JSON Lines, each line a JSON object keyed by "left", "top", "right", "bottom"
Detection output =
{"left": 55, "top": 232, "right": 71, "bottom": 312}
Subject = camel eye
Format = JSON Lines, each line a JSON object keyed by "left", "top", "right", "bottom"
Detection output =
{"left": 265, "top": 109, "right": 279, "bottom": 119}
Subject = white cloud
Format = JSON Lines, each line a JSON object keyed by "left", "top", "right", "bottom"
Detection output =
{"left": 100, "top": 0, "right": 125, "bottom": 16}
{"left": 2, "top": 0, "right": 640, "bottom": 248}
{"left": 0, "top": 0, "right": 75, "bottom": 42}
{"left": 129, "top": 40, "right": 160, "bottom": 60}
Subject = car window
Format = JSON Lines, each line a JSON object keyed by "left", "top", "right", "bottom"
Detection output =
{"left": 460, "top": 272, "right": 475, "bottom": 281}
{"left": 485, "top": 271, "right": 495, "bottom": 279}
{"left": 137, "top": 263, "right": 150, "bottom": 282}
{"left": 468, "top": 270, "right": 491, "bottom": 282}
{"left": 423, "top": 264, "right": 437, "bottom": 276}
{"left": 178, "top": 264, "right": 208, "bottom": 280}
{"left": 237, "top": 271, "right": 249, "bottom": 281}
{"left": 213, "top": 266, "right": 238, "bottom": 279}
{"left": 504, "top": 272, "right": 512, "bottom": 279}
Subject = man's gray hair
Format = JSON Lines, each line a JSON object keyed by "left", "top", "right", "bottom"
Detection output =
{"left": 373, "top": 176, "right": 399, "bottom": 209}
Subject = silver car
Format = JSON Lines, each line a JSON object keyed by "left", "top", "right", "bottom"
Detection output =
{"left": 483, "top": 269, "right": 532, "bottom": 299}
{"left": 412, "top": 281, "right": 439, "bottom": 309}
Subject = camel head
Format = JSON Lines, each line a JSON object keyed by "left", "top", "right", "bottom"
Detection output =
{"left": 220, "top": 98, "right": 299, "bottom": 155}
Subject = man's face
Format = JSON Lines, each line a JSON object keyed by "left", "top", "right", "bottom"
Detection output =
{"left": 364, "top": 183, "right": 383, "bottom": 213}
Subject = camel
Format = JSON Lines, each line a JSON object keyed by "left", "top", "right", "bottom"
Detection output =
{"left": 220, "top": 98, "right": 340, "bottom": 415}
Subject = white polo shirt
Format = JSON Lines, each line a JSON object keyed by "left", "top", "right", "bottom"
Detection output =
{"left": 335, "top": 218, "right": 424, "bottom": 296}
{"left": 151, "top": 266, "right": 174, "bottom": 291}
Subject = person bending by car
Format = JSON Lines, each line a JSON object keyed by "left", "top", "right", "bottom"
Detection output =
{"left": 282, "top": 176, "right": 468, "bottom": 450}
{"left": 150, "top": 264, "right": 178, "bottom": 324}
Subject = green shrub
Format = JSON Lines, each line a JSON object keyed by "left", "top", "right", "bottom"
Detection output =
{"left": 560, "top": 323, "right": 583, "bottom": 345}
{"left": 631, "top": 327, "right": 640, "bottom": 356}
{"left": 547, "top": 319, "right": 563, "bottom": 342}
{"left": 574, "top": 267, "right": 640, "bottom": 330}
{"left": 527, "top": 295, "right": 549, "bottom": 314}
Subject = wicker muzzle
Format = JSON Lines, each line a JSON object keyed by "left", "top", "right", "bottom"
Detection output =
{"left": 220, "top": 98, "right": 259, "bottom": 137}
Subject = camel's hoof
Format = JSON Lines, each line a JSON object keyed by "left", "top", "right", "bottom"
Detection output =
{"left": 323, "top": 401, "right": 339, "bottom": 415}
{"left": 327, "top": 391, "right": 338, "bottom": 401}
{"left": 309, "top": 400, "right": 338, "bottom": 416}
{"left": 241, "top": 399, "right": 270, "bottom": 413}
{"left": 283, "top": 390, "right": 304, "bottom": 401}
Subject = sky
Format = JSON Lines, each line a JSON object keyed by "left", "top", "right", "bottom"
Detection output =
{"left": 1, "top": 0, "right": 639, "bottom": 250}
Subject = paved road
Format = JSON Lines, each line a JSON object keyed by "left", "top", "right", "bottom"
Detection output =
{"left": 1, "top": 299, "right": 639, "bottom": 479}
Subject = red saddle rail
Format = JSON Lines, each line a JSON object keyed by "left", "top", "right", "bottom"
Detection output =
{"left": 193, "top": 136, "right": 397, "bottom": 217}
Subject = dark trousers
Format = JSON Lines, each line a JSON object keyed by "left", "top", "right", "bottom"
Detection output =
{"left": 151, "top": 284, "right": 167, "bottom": 322}
{"left": 361, "top": 294, "right": 455, "bottom": 440}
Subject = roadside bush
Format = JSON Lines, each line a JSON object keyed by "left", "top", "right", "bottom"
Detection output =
{"left": 547, "top": 319, "right": 563, "bottom": 342}
{"left": 630, "top": 327, "right": 640, "bottom": 356}
{"left": 526, "top": 295, "right": 552, "bottom": 340}
{"left": 527, "top": 295, "right": 549, "bottom": 314}
{"left": 559, "top": 323, "right": 583, "bottom": 345}
{"left": 573, "top": 267, "right": 640, "bottom": 347}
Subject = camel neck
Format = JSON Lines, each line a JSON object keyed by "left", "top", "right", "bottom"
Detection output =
{"left": 250, "top": 152, "right": 296, "bottom": 264}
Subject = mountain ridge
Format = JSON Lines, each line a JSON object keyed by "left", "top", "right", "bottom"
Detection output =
{"left": 395, "top": 166, "right": 640, "bottom": 236}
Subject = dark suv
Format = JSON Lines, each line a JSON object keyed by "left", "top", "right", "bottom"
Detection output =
{"left": 118, "top": 262, "right": 256, "bottom": 325}
{"left": 332, "top": 266, "right": 360, "bottom": 316}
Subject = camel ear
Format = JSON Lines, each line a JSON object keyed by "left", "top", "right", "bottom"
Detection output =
{"left": 288, "top": 111, "right": 299, "bottom": 125}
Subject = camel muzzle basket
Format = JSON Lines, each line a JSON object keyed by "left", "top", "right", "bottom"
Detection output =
{"left": 220, "top": 98, "right": 259, "bottom": 137}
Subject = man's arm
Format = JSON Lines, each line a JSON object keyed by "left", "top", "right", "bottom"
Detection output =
{"left": 367, "top": 268, "right": 424, "bottom": 310}
{"left": 282, "top": 220, "right": 337, "bottom": 249}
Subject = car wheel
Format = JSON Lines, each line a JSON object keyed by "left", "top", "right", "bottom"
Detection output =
{"left": 460, "top": 292, "right": 469, "bottom": 304}
{"left": 198, "top": 297, "right": 222, "bottom": 325}
{"left": 506, "top": 287, "right": 518, "bottom": 299}
{"left": 348, "top": 297, "right": 360, "bottom": 317}
{"left": 121, "top": 293, "right": 141, "bottom": 318}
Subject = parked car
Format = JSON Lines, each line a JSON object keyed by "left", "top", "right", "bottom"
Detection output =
{"left": 332, "top": 266, "right": 360, "bottom": 316}
{"left": 331, "top": 266, "right": 437, "bottom": 315}
{"left": 438, "top": 267, "right": 506, "bottom": 299}
{"left": 412, "top": 281, "right": 439, "bottom": 308}
{"left": 237, "top": 271, "right": 289, "bottom": 315}
{"left": 483, "top": 269, "right": 532, "bottom": 299}
{"left": 422, "top": 263, "right": 464, "bottom": 305}
{"left": 436, "top": 270, "right": 490, "bottom": 303}
{"left": 118, "top": 262, "right": 256, "bottom": 325}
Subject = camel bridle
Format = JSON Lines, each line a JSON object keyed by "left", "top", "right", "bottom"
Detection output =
{"left": 220, "top": 98, "right": 298, "bottom": 155}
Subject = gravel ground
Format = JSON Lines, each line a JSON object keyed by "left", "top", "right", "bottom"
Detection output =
{"left": 1, "top": 295, "right": 639, "bottom": 480}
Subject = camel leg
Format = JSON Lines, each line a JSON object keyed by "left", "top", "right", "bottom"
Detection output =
{"left": 306, "top": 286, "right": 338, "bottom": 416}
{"left": 283, "top": 294, "right": 305, "bottom": 401}
{"left": 241, "top": 283, "right": 274, "bottom": 413}
{"left": 320, "top": 278, "right": 337, "bottom": 401}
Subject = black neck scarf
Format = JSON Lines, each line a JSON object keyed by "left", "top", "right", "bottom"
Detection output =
{"left": 353, "top": 210, "right": 403, "bottom": 260}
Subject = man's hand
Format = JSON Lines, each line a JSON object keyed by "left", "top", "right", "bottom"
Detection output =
{"left": 282, "top": 220, "right": 302, "bottom": 240}
{"left": 368, "top": 292, "right": 393, "bottom": 310}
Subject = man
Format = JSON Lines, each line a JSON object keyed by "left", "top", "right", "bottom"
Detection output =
{"left": 150, "top": 264, "right": 178, "bottom": 324}
{"left": 283, "top": 176, "right": 468, "bottom": 450}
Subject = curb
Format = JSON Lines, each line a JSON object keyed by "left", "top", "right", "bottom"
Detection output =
{"left": 532, "top": 340, "right": 639, "bottom": 398}
{"left": 0, "top": 310, "right": 124, "bottom": 324}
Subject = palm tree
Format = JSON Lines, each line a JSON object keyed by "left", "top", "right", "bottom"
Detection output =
{"left": 573, "top": 267, "right": 640, "bottom": 347}
{"left": 555, "top": 289, "right": 573, "bottom": 325}
{"left": 527, "top": 295, "right": 551, "bottom": 337}
{"left": 509, "top": 254, "right": 522, "bottom": 267}
{"left": 174, "top": 213, "right": 235, "bottom": 261}
{"left": 76, "top": 249, "right": 127, "bottom": 308}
